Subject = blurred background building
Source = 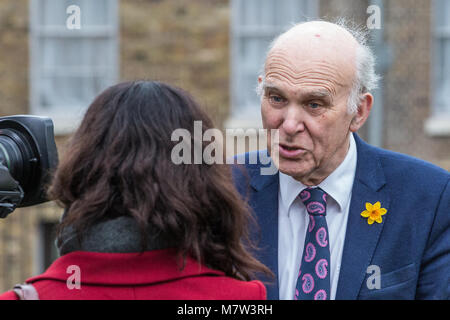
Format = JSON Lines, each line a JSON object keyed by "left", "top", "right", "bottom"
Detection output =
{"left": 0, "top": 0, "right": 449, "bottom": 291}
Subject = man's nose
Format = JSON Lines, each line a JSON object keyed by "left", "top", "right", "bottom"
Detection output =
{"left": 281, "top": 106, "right": 305, "bottom": 136}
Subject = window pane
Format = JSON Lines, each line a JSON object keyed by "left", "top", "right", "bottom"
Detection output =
{"left": 259, "top": 0, "right": 277, "bottom": 27}
{"left": 40, "top": 38, "right": 113, "bottom": 69}
{"left": 435, "top": 0, "right": 450, "bottom": 28}
{"left": 435, "top": 39, "right": 450, "bottom": 114}
{"left": 433, "top": 0, "right": 450, "bottom": 115}
{"left": 39, "top": 75, "right": 97, "bottom": 110}
{"left": 230, "top": 0, "right": 317, "bottom": 125}
{"left": 236, "top": 36, "right": 273, "bottom": 108}
{"left": 242, "top": 0, "right": 259, "bottom": 27}
{"left": 30, "top": 0, "right": 118, "bottom": 134}
{"left": 37, "top": 0, "right": 112, "bottom": 27}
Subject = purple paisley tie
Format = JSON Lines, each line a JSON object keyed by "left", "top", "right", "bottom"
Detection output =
{"left": 295, "top": 187, "right": 331, "bottom": 300}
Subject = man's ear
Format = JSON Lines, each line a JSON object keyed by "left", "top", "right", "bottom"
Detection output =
{"left": 350, "top": 92, "right": 373, "bottom": 132}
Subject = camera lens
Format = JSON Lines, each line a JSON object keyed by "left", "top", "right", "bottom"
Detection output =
{"left": 0, "top": 115, "right": 57, "bottom": 216}
{"left": 0, "top": 128, "right": 38, "bottom": 193}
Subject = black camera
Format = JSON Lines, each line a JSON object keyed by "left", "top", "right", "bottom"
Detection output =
{"left": 0, "top": 115, "right": 58, "bottom": 218}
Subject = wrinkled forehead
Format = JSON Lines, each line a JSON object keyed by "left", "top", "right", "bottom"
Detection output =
{"left": 264, "top": 22, "right": 358, "bottom": 92}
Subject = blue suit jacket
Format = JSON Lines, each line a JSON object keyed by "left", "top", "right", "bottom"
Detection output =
{"left": 232, "top": 134, "right": 450, "bottom": 300}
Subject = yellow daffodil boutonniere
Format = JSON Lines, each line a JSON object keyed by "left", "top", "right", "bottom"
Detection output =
{"left": 361, "top": 201, "right": 387, "bottom": 225}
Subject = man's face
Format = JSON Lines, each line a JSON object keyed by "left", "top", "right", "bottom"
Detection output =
{"left": 261, "top": 43, "right": 357, "bottom": 185}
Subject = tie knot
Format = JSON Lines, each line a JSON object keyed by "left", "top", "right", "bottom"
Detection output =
{"left": 299, "top": 187, "right": 328, "bottom": 216}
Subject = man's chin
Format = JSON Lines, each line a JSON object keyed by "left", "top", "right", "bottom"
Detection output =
{"left": 277, "top": 162, "right": 312, "bottom": 182}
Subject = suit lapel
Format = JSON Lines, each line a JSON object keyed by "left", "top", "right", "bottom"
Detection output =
{"left": 249, "top": 166, "right": 280, "bottom": 300}
{"left": 336, "top": 134, "right": 390, "bottom": 299}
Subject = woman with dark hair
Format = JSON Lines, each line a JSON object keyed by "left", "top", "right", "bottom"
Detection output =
{"left": 0, "top": 80, "right": 272, "bottom": 300}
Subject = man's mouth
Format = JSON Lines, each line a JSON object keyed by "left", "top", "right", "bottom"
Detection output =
{"left": 278, "top": 143, "right": 307, "bottom": 158}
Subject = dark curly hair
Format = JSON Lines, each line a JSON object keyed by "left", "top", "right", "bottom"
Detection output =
{"left": 48, "top": 80, "right": 272, "bottom": 281}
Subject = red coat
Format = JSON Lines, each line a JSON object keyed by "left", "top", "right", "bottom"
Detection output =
{"left": 0, "top": 248, "right": 266, "bottom": 300}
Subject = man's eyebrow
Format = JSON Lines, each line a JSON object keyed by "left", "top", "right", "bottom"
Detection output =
{"left": 263, "top": 85, "right": 284, "bottom": 94}
{"left": 263, "top": 85, "right": 332, "bottom": 100}
{"left": 305, "top": 90, "right": 332, "bottom": 100}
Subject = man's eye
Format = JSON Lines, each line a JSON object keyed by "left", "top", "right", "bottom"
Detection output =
{"left": 309, "top": 102, "right": 321, "bottom": 109}
{"left": 269, "top": 95, "right": 285, "bottom": 104}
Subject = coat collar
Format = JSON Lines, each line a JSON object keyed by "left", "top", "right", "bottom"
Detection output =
{"left": 335, "top": 133, "right": 390, "bottom": 299}
{"left": 57, "top": 216, "right": 174, "bottom": 256}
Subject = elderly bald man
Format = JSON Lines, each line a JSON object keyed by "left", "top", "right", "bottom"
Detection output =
{"left": 232, "top": 20, "right": 449, "bottom": 300}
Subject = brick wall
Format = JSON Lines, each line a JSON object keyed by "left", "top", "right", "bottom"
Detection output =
{"left": 0, "top": 0, "right": 28, "bottom": 116}
{"left": 0, "top": 0, "right": 33, "bottom": 292}
{"left": 120, "top": 0, "right": 231, "bottom": 129}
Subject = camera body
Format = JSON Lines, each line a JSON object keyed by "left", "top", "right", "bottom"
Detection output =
{"left": 0, "top": 115, "right": 58, "bottom": 218}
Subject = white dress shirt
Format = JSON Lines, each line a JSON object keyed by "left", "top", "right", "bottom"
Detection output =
{"left": 278, "top": 134, "right": 357, "bottom": 300}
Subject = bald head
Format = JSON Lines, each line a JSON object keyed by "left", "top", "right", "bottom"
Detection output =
{"left": 269, "top": 20, "right": 359, "bottom": 57}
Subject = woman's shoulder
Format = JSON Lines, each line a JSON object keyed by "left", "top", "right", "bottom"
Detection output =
{"left": 0, "top": 249, "right": 267, "bottom": 300}
{"left": 0, "top": 290, "right": 19, "bottom": 300}
{"left": 200, "top": 276, "right": 267, "bottom": 300}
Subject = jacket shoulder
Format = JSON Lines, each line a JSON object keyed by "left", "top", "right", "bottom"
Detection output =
{"left": 376, "top": 147, "right": 449, "bottom": 185}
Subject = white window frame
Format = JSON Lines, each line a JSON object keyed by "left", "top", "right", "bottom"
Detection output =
{"left": 227, "top": 0, "right": 318, "bottom": 129}
{"left": 29, "top": 0, "right": 119, "bottom": 135}
{"left": 425, "top": 0, "right": 450, "bottom": 136}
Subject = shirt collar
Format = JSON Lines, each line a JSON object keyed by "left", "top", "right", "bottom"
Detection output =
{"left": 279, "top": 133, "right": 357, "bottom": 214}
